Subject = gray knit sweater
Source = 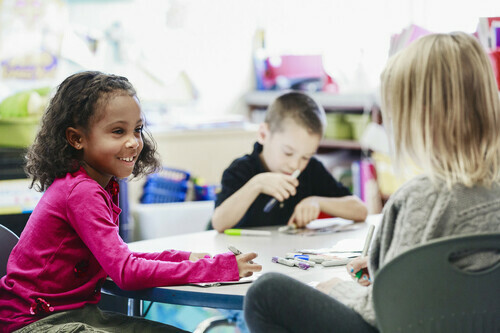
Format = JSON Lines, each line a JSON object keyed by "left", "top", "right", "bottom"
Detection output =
{"left": 328, "top": 175, "right": 500, "bottom": 327}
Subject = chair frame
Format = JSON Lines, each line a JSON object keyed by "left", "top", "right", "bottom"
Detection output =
{"left": 373, "top": 233, "right": 500, "bottom": 333}
{"left": 0, "top": 224, "right": 20, "bottom": 277}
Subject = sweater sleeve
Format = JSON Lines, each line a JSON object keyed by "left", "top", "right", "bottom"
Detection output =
{"left": 326, "top": 187, "right": 404, "bottom": 327}
{"left": 133, "top": 250, "right": 191, "bottom": 262}
{"left": 328, "top": 281, "right": 376, "bottom": 326}
{"left": 67, "top": 182, "right": 239, "bottom": 290}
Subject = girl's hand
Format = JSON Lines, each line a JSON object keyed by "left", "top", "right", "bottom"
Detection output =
{"left": 253, "top": 173, "right": 299, "bottom": 202}
{"left": 189, "top": 252, "right": 211, "bottom": 262}
{"left": 316, "top": 277, "right": 343, "bottom": 294}
{"left": 236, "top": 252, "right": 262, "bottom": 278}
{"left": 287, "top": 197, "right": 320, "bottom": 227}
{"left": 346, "top": 256, "right": 371, "bottom": 286}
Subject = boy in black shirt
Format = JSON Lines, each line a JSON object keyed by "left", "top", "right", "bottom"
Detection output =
{"left": 211, "top": 92, "right": 367, "bottom": 232}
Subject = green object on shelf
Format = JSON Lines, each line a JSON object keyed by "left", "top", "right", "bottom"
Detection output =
{"left": 324, "top": 113, "right": 352, "bottom": 140}
{"left": 344, "top": 114, "right": 371, "bottom": 141}
{"left": 0, "top": 116, "right": 40, "bottom": 148}
{"left": 0, "top": 87, "right": 51, "bottom": 118}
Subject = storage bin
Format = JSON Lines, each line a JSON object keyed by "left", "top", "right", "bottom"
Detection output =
{"left": 132, "top": 201, "right": 215, "bottom": 240}
{"left": 140, "top": 167, "right": 190, "bottom": 204}
{"left": 344, "top": 114, "right": 371, "bottom": 141}
{"left": 0, "top": 116, "right": 40, "bottom": 148}
{"left": 324, "top": 113, "right": 351, "bottom": 140}
{"left": 194, "top": 184, "right": 220, "bottom": 201}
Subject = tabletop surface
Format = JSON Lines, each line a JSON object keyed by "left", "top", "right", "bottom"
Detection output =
{"left": 125, "top": 214, "right": 382, "bottom": 297}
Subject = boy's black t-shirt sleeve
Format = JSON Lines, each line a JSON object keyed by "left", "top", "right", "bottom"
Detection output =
{"left": 215, "top": 157, "right": 257, "bottom": 208}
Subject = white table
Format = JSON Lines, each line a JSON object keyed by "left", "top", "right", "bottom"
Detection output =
{"left": 103, "top": 215, "right": 382, "bottom": 315}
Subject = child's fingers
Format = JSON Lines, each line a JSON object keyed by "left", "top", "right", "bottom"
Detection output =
{"left": 349, "top": 256, "right": 368, "bottom": 272}
{"left": 280, "top": 179, "right": 297, "bottom": 197}
{"left": 346, "top": 258, "right": 368, "bottom": 280}
{"left": 248, "top": 262, "right": 262, "bottom": 272}
{"left": 237, "top": 252, "right": 258, "bottom": 263}
{"left": 284, "top": 175, "right": 299, "bottom": 187}
{"left": 358, "top": 273, "right": 371, "bottom": 286}
{"left": 238, "top": 262, "right": 262, "bottom": 278}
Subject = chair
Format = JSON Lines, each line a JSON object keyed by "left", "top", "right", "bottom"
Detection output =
{"left": 0, "top": 224, "right": 19, "bottom": 277}
{"left": 373, "top": 233, "right": 500, "bottom": 333}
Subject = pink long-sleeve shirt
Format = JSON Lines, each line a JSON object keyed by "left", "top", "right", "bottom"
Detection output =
{"left": 0, "top": 168, "right": 239, "bottom": 332}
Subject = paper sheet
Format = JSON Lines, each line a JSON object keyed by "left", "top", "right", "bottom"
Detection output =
{"left": 279, "top": 217, "right": 358, "bottom": 236}
{"left": 189, "top": 273, "right": 261, "bottom": 287}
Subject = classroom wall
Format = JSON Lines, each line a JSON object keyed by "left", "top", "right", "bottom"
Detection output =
{"left": 62, "top": 0, "right": 500, "bottom": 119}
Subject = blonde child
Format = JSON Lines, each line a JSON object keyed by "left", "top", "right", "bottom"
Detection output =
{"left": 211, "top": 91, "right": 367, "bottom": 232}
{"left": 244, "top": 32, "right": 500, "bottom": 332}
{"left": 0, "top": 71, "right": 261, "bottom": 333}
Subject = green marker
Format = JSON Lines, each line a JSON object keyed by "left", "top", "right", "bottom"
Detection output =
{"left": 224, "top": 229, "right": 271, "bottom": 236}
{"left": 355, "top": 224, "right": 375, "bottom": 280}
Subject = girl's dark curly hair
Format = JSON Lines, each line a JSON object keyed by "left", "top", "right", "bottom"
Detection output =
{"left": 25, "top": 71, "right": 161, "bottom": 191}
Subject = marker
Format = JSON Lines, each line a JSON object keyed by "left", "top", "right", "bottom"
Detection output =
{"left": 272, "top": 257, "right": 311, "bottom": 270}
{"left": 271, "top": 256, "right": 295, "bottom": 267}
{"left": 293, "top": 257, "right": 316, "bottom": 267}
{"left": 263, "top": 169, "right": 301, "bottom": 213}
{"left": 224, "top": 229, "right": 271, "bottom": 236}
{"left": 355, "top": 224, "right": 375, "bottom": 279}
{"left": 322, "top": 258, "right": 350, "bottom": 267}
{"left": 278, "top": 224, "right": 297, "bottom": 233}
{"left": 228, "top": 245, "right": 254, "bottom": 264}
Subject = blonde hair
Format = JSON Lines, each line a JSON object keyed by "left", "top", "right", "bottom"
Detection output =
{"left": 381, "top": 32, "right": 500, "bottom": 188}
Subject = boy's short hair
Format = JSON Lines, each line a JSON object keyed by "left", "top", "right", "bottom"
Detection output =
{"left": 265, "top": 91, "right": 326, "bottom": 136}
{"left": 381, "top": 32, "right": 500, "bottom": 187}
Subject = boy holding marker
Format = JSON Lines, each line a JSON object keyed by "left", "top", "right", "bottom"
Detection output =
{"left": 211, "top": 91, "right": 368, "bottom": 232}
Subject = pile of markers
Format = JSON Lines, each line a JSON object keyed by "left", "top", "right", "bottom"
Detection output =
{"left": 271, "top": 253, "right": 357, "bottom": 270}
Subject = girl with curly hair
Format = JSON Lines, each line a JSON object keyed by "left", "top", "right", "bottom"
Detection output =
{"left": 0, "top": 71, "right": 261, "bottom": 333}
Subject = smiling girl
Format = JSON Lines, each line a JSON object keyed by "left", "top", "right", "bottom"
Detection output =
{"left": 0, "top": 71, "right": 261, "bottom": 332}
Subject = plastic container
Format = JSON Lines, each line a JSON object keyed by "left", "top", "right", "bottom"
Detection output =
{"left": 140, "top": 167, "right": 190, "bottom": 204}
{"left": 324, "top": 113, "right": 351, "bottom": 140}
{"left": 132, "top": 201, "right": 215, "bottom": 240}
{"left": 194, "top": 184, "right": 220, "bottom": 201}
{"left": 0, "top": 116, "right": 40, "bottom": 148}
{"left": 344, "top": 114, "right": 371, "bottom": 141}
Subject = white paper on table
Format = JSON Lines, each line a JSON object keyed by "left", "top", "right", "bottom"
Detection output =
{"left": 189, "top": 273, "right": 261, "bottom": 288}
{"left": 305, "top": 217, "right": 354, "bottom": 230}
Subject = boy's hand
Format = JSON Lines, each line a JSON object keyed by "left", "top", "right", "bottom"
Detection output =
{"left": 254, "top": 172, "right": 299, "bottom": 202}
{"left": 346, "top": 256, "right": 371, "bottom": 286}
{"left": 236, "top": 252, "right": 262, "bottom": 278}
{"left": 189, "top": 252, "right": 211, "bottom": 262}
{"left": 287, "top": 197, "right": 320, "bottom": 227}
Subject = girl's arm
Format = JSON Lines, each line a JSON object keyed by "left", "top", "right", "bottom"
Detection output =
{"left": 132, "top": 250, "right": 191, "bottom": 262}
{"left": 68, "top": 185, "right": 241, "bottom": 290}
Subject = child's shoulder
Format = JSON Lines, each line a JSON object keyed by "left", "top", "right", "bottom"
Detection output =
{"left": 224, "top": 147, "right": 260, "bottom": 174}
{"left": 389, "top": 174, "right": 437, "bottom": 202}
{"left": 50, "top": 169, "right": 103, "bottom": 195}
